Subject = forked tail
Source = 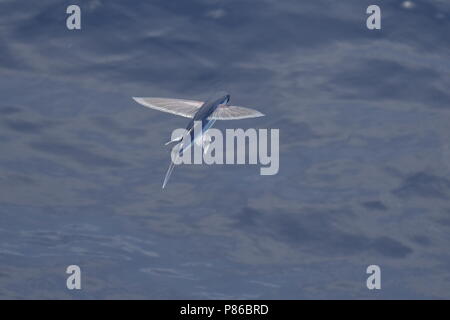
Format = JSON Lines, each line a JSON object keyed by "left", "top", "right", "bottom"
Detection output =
{"left": 162, "top": 161, "right": 176, "bottom": 189}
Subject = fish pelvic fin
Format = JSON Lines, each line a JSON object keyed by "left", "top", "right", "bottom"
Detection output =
{"left": 165, "top": 136, "right": 183, "bottom": 146}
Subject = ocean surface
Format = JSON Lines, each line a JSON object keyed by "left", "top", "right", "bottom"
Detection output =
{"left": 0, "top": 0, "right": 450, "bottom": 299}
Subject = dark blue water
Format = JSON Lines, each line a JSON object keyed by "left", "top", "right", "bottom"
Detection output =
{"left": 1, "top": 0, "right": 450, "bottom": 299}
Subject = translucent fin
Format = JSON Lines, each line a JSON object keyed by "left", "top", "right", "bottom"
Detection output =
{"left": 165, "top": 136, "right": 183, "bottom": 146}
{"left": 207, "top": 105, "right": 264, "bottom": 120}
{"left": 133, "top": 97, "right": 203, "bottom": 118}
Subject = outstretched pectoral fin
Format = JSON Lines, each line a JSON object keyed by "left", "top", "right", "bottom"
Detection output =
{"left": 207, "top": 105, "right": 265, "bottom": 120}
{"left": 133, "top": 97, "right": 203, "bottom": 118}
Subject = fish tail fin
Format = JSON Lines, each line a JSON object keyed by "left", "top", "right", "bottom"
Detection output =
{"left": 162, "top": 161, "right": 176, "bottom": 189}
